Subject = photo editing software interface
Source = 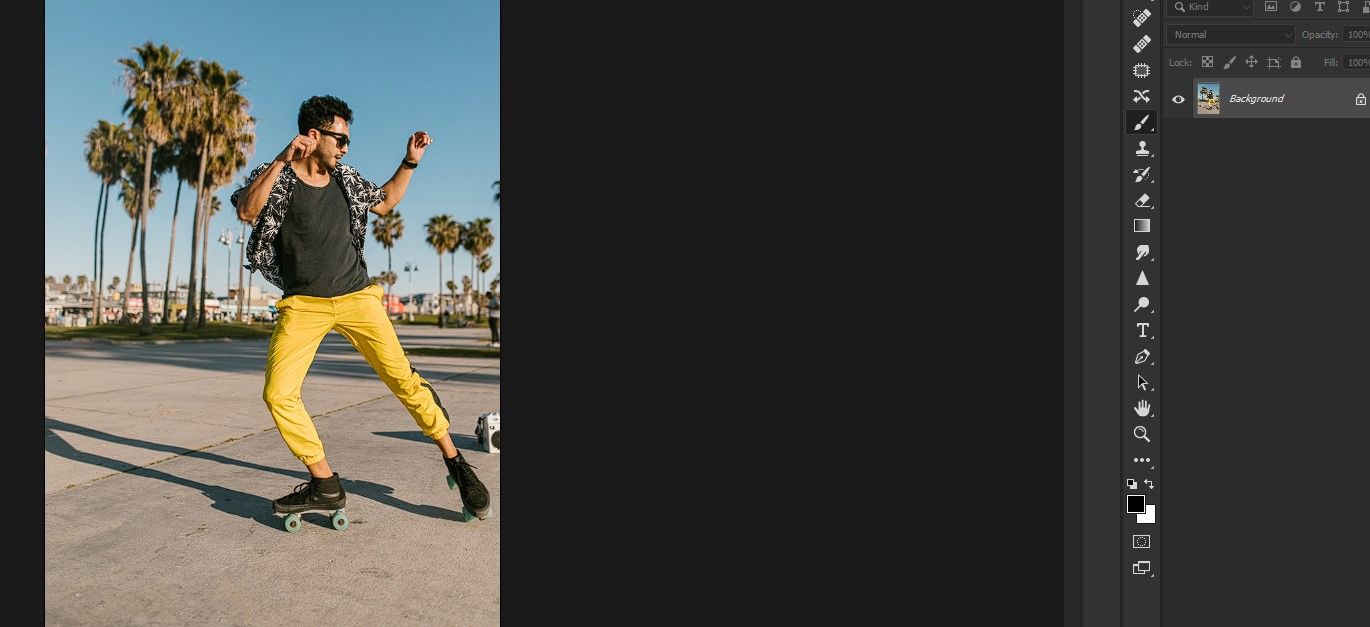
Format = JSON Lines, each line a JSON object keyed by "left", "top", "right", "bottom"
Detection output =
{"left": 1091, "top": 0, "right": 1367, "bottom": 624}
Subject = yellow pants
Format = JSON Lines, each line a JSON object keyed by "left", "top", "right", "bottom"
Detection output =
{"left": 263, "top": 284, "right": 449, "bottom": 465}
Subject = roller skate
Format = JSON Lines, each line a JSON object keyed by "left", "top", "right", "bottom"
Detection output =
{"left": 273, "top": 473, "right": 349, "bottom": 533}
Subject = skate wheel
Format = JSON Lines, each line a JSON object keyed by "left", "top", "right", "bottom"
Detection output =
{"left": 283, "top": 513, "right": 302, "bottom": 533}
{"left": 331, "top": 509, "right": 349, "bottom": 531}
{"left": 462, "top": 507, "right": 476, "bottom": 522}
{"left": 447, "top": 474, "right": 457, "bottom": 490}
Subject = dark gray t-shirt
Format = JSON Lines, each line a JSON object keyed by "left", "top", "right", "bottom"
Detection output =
{"left": 277, "top": 176, "right": 369, "bottom": 297}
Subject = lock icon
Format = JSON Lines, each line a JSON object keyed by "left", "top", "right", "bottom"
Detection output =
{"left": 1290, "top": 56, "right": 1301, "bottom": 69}
{"left": 1357, "top": 93, "right": 1368, "bottom": 106}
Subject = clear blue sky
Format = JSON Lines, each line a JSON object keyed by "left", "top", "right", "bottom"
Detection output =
{"left": 45, "top": 0, "right": 499, "bottom": 298}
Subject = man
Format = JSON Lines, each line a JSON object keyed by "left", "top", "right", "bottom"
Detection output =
{"left": 485, "top": 290, "right": 500, "bottom": 347}
{"left": 232, "top": 95, "right": 491, "bottom": 524}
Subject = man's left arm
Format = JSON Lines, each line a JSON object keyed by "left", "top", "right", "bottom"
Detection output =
{"left": 370, "top": 131, "right": 433, "bottom": 216}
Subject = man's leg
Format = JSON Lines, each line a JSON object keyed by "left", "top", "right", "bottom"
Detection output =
{"left": 263, "top": 294, "right": 336, "bottom": 475}
{"left": 333, "top": 285, "right": 492, "bottom": 518}
{"left": 490, "top": 317, "right": 499, "bottom": 343}
{"left": 333, "top": 286, "right": 453, "bottom": 439}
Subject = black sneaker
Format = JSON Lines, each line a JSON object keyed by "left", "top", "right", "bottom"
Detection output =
{"left": 444, "top": 452, "right": 491, "bottom": 520}
{"left": 273, "top": 473, "right": 347, "bottom": 514}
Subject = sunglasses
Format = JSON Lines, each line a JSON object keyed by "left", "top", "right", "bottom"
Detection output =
{"left": 315, "top": 128, "right": 350, "bottom": 148}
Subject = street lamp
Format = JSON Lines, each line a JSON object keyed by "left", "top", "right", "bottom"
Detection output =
{"left": 219, "top": 229, "right": 232, "bottom": 322}
{"left": 403, "top": 262, "right": 418, "bottom": 302}
{"left": 235, "top": 226, "right": 246, "bottom": 323}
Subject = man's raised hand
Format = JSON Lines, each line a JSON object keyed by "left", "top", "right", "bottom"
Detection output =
{"left": 277, "top": 135, "right": 317, "bottom": 163}
{"left": 406, "top": 131, "right": 433, "bottom": 164}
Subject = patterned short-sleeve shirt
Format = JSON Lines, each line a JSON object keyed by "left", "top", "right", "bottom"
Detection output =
{"left": 231, "top": 161, "right": 387, "bottom": 291}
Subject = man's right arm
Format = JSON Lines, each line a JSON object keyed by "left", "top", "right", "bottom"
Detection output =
{"left": 235, "top": 160, "right": 286, "bottom": 224}
{"left": 236, "top": 134, "right": 318, "bottom": 223}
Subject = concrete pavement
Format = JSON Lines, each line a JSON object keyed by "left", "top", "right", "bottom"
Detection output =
{"left": 44, "top": 325, "right": 500, "bottom": 625}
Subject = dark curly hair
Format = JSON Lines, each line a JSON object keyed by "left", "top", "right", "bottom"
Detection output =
{"left": 297, "top": 95, "right": 353, "bottom": 134}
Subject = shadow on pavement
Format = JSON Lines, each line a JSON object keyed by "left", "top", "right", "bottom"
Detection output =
{"left": 45, "top": 417, "right": 471, "bottom": 527}
{"left": 373, "top": 430, "right": 484, "bottom": 453}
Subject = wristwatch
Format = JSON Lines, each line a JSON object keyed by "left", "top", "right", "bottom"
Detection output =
{"left": 401, "top": 158, "right": 419, "bottom": 169}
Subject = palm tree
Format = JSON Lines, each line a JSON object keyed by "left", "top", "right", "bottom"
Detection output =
{"left": 114, "top": 145, "right": 166, "bottom": 324}
{"left": 120, "top": 42, "right": 193, "bottom": 334}
{"left": 194, "top": 126, "right": 253, "bottom": 327}
{"left": 448, "top": 220, "right": 463, "bottom": 315}
{"left": 198, "top": 195, "right": 223, "bottom": 326}
{"left": 465, "top": 217, "right": 495, "bottom": 296}
{"left": 477, "top": 254, "right": 492, "bottom": 296}
{"left": 162, "top": 136, "right": 199, "bottom": 323}
{"left": 425, "top": 214, "right": 458, "bottom": 323}
{"left": 85, "top": 120, "right": 128, "bottom": 325}
{"left": 180, "top": 60, "right": 252, "bottom": 331}
{"left": 116, "top": 175, "right": 140, "bottom": 323}
{"left": 461, "top": 220, "right": 476, "bottom": 301}
{"left": 100, "top": 126, "right": 132, "bottom": 325}
{"left": 372, "top": 211, "right": 404, "bottom": 298}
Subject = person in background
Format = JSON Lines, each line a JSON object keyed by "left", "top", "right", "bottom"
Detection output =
{"left": 486, "top": 291, "right": 500, "bottom": 347}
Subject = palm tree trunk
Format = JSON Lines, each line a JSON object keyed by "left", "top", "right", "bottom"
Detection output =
{"left": 183, "top": 192, "right": 202, "bottom": 330}
{"left": 92, "top": 180, "right": 105, "bottom": 326}
{"left": 437, "top": 251, "right": 444, "bottom": 326}
{"left": 386, "top": 246, "right": 393, "bottom": 300}
{"left": 138, "top": 207, "right": 153, "bottom": 335}
{"left": 162, "top": 179, "right": 182, "bottom": 324}
{"left": 237, "top": 222, "right": 246, "bottom": 322}
{"left": 183, "top": 138, "right": 210, "bottom": 330}
{"left": 121, "top": 206, "right": 139, "bottom": 324}
{"left": 198, "top": 199, "right": 208, "bottom": 328}
{"left": 98, "top": 183, "right": 112, "bottom": 325}
{"left": 198, "top": 198, "right": 210, "bottom": 327}
{"left": 138, "top": 142, "right": 155, "bottom": 335}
